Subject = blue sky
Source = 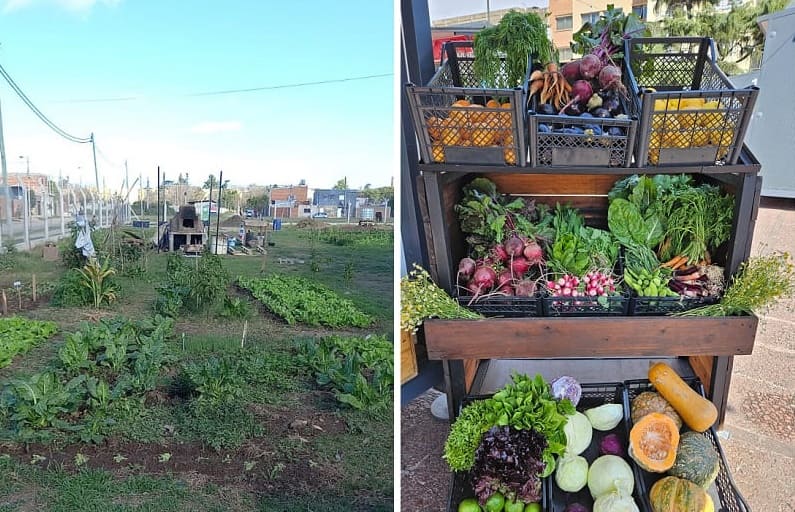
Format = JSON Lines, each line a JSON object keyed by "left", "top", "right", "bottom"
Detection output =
{"left": 0, "top": 0, "right": 394, "bottom": 193}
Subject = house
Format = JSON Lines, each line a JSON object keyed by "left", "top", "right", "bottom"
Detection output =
{"left": 312, "top": 189, "right": 359, "bottom": 219}
{"left": 269, "top": 183, "right": 310, "bottom": 218}
{"left": 165, "top": 205, "right": 206, "bottom": 252}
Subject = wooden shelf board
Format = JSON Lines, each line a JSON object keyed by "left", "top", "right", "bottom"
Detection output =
{"left": 424, "top": 315, "right": 758, "bottom": 360}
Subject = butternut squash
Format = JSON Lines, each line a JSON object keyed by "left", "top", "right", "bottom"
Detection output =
{"left": 648, "top": 362, "right": 717, "bottom": 433}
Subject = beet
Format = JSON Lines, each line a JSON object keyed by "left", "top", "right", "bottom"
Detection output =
{"left": 561, "top": 60, "right": 582, "bottom": 83}
{"left": 472, "top": 265, "right": 497, "bottom": 290}
{"left": 497, "top": 269, "right": 514, "bottom": 289}
{"left": 571, "top": 80, "right": 593, "bottom": 104}
{"left": 491, "top": 244, "right": 510, "bottom": 263}
{"left": 504, "top": 236, "right": 524, "bottom": 258}
{"left": 466, "top": 280, "right": 482, "bottom": 296}
{"left": 598, "top": 64, "right": 622, "bottom": 90}
{"left": 564, "top": 102, "right": 584, "bottom": 116}
{"left": 510, "top": 257, "right": 531, "bottom": 276}
{"left": 523, "top": 241, "right": 544, "bottom": 264}
{"left": 579, "top": 54, "right": 602, "bottom": 80}
{"left": 591, "top": 107, "right": 611, "bottom": 118}
{"left": 458, "top": 257, "right": 477, "bottom": 279}
{"left": 514, "top": 279, "right": 537, "bottom": 297}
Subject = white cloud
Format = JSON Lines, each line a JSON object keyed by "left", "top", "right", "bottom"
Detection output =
{"left": 2, "top": 0, "right": 120, "bottom": 13}
{"left": 190, "top": 121, "right": 242, "bottom": 135}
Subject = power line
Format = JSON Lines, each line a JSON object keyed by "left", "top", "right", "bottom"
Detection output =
{"left": 0, "top": 62, "right": 93, "bottom": 143}
{"left": 46, "top": 72, "right": 393, "bottom": 103}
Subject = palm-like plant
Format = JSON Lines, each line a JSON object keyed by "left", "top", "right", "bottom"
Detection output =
{"left": 78, "top": 259, "right": 117, "bottom": 308}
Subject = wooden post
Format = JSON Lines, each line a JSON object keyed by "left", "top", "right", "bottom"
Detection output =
{"left": 32, "top": 274, "right": 37, "bottom": 303}
{"left": 1, "top": 290, "right": 7, "bottom": 316}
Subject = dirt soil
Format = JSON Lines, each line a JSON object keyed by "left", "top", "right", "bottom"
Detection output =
{"left": 2, "top": 400, "right": 351, "bottom": 500}
{"left": 400, "top": 389, "right": 451, "bottom": 512}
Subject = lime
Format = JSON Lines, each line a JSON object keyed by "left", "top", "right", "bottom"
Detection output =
{"left": 524, "top": 503, "right": 541, "bottom": 512}
{"left": 458, "top": 498, "right": 482, "bottom": 512}
{"left": 504, "top": 499, "right": 525, "bottom": 512}
{"left": 485, "top": 492, "right": 505, "bottom": 512}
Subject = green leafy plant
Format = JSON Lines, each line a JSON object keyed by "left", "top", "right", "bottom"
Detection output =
{"left": 78, "top": 259, "right": 118, "bottom": 308}
{"left": 181, "top": 357, "right": 245, "bottom": 403}
{"left": 219, "top": 296, "right": 251, "bottom": 319}
{"left": 154, "top": 252, "right": 230, "bottom": 316}
{"left": 0, "top": 317, "right": 58, "bottom": 368}
{"left": 297, "top": 335, "right": 392, "bottom": 416}
{"left": 238, "top": 274, "right": 373, "bottom": 328}
{"left": 400, "top": 264, "right": 481, "bottom": 334}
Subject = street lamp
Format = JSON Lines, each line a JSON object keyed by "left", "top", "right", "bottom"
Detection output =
{"left": 18, "top": 155, "right": 29, "bottom": 175}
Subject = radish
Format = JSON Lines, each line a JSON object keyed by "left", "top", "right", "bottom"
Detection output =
{"left": 515, "top": 279, "right": 537, "bottom": 297}
{"left": 504, "top": 236, "right": 524, "bottom": 258}
{"left": 510, "top": 257, "right": 531, "bottom": 276}
{"left": 491, "top": 244, "right": 509, "bottom": 263}
{"left": 579, "top": 54, "right": 602, "bottom": 80}
{"left": 466, "top": 280, "right": 481, "bottom": 296}
{"left": 523, "top": 240, "right": 544, "bottom": 264}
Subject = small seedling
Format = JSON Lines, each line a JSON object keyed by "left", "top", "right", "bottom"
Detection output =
{"left": 30, "top": 454, "right": 46, "bottom": 465}
{"left": 244, "top": 461, "right": 257, "bottom": 472}
{"left": 113, "top": 454, "right": 128, "bottom": 463}
{"left": 158, "top": 453, "right": 171, "bottom": 463}
{"left": 74, "top": 453, "right": 89, "bottom": 467}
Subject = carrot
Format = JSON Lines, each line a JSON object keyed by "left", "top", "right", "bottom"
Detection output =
{"left": 530, "top": 79, "right": 544, "bottom": 98}
{"left": 662, "top": 255, "right": 685, "bottom": 269}
{"left": 530, "top": 70, "right": 544, "bottom": 82}
{"left": 674, "top": 272, "right": 702, "bottom": 282}
{"left": 672, "top": 258, "right": 689, "bottom": 270}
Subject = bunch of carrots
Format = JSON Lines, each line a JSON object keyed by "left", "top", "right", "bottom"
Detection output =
{"left": 661, "top": 252, "right": 712, "bottom": 271}
{"left": 529, "top": 63, "right": 571, "bottom": 110}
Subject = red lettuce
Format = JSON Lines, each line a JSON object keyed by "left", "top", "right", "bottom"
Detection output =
{"left": 471, "top": 426, "right": 547, "bottom": 506}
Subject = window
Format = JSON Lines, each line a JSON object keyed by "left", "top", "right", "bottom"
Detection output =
{"left": 581, "top": 11, "right": 600, "bottom": 25}
{"left": 556, "top": 15, "right": 572, "bottom": 30}
{"left": 558, "top": 47, "right": 573, "bottom": 62}
{"left": 632, "top": 5, "right": 647, "bottom": 19}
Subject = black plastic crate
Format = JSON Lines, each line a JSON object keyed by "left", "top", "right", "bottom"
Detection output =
{"left": 406, "top": 41, "right": 529, "bottom": 167}
{"left": 623, "top": 37, "right": 759, "bottom": 167}
{"left": 623, "top": 378, "right": 751, "bottom": 512}
{"left": 456, "top": 293, "right": 542, "bottom": 318}
{"left": 448, "top": 470, "right": 551, "bottom": 512}
{"left": 629, "top": 293, "right": 719, "bottom": 316}
{"left": 547, "top": 382, "right": 647, "bottom": 512}
{"left": 542, "top": 292, "right": 629, "bottom": 317}
{"left": 528, "top": 97, "right": 638, "bottom": 168}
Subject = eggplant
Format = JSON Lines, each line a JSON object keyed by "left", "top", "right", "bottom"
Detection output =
{"left": 580, "top": 112, "right": 593, "bottom": 118}
{"left": 607, "top": 126, "right": 624, "bottom": 137}
{"left": 603, "top": 97, "right": 621, "bottom": 114}
{"left": 591, "top": 107, "right": 611, "bottom": 118}
{"left": 564, "top": 103, "right": 584, "bottom": 116}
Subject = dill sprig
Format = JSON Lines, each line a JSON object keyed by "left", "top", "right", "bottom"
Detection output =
{"left": 400, "top": 264, "right": 481, "bottom": 333}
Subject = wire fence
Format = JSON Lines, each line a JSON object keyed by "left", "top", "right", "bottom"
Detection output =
{"left": 0, "top": 175, "right": 132, "bottom": 252}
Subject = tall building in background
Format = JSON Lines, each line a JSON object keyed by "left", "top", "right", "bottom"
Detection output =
{"left": 548, "top": 0, "right": 660, "bottom": 61}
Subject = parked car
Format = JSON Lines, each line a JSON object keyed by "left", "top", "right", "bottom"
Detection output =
{"left": 312, "top": 212, "right": 328, "bottom": 218}
{"left": 245, "top": 209, "right": 255, "bottom": 218}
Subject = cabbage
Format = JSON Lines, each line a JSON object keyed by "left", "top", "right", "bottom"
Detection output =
{"left": 593, "top": 491, "right": 640, "bottom": 512}
{"left": 584, "top": 403, "right": 623, "bottom": 431}
{"left": 563, "top": 411, "right": 593, "bottom": 455}
{"left": 555, "top": 453, "right": 589, "bottom": 492}
{"left": 587, "top": 455, "right": 634, "bottom": 499}
{"left": 551, "top": 376, "right": 582, "bottom": 406}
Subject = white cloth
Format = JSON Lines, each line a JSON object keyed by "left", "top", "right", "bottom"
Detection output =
{"left": 74, "top": 214, "right": 95, "bottom": 258}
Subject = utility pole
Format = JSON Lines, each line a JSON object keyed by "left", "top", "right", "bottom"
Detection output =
{"left": 90, "top": 133, "right": 100, "bottom": 193}
{"left": 0, "top": 98, "right": 13, "bottom": 245}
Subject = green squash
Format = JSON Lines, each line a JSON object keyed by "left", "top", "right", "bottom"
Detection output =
{"left": 668, "top": 432, "right": 720, "bottom": 489}
{"left": 650, "top": 476, "right": 714, "bottom": 512}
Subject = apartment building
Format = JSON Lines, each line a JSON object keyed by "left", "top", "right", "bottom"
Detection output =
{"left": 548, "top": 0, "right": 660, "bottom": 60}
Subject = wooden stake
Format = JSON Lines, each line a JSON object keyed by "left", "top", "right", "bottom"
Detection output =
{"left": 1, "top": 290, "right": 7, "bottom": 316}
{"left": 32, "top": 274, "right": 37, "bottom": 303}
{"left": 241, "top": 320, "right": 248, "bottom": 348}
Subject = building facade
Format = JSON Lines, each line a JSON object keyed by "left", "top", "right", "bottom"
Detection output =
{"left": 312, "top": 189, "right": 359, "bottom": 219}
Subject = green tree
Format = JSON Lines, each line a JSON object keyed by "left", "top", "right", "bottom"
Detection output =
{"left": 245, "top": 193, "right": 270, "bottom": 211}
{"left": 332, "top": 178, "right": 348, "bottom": 190}
{"left": 655, "top": 0, "right": 718, "bottom": 19}
{"left": 360, "top": 186, "right": 394, "bottom": 206}
{"left": 202, "top": 174, "right": 229, "bottom": 190}
{"left": 661, "top": 0, "right": 787, "bottom": 73}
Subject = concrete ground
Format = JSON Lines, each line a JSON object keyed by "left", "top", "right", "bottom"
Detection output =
{"left": 401, "top": 197, "right": 795, "bottom": 511}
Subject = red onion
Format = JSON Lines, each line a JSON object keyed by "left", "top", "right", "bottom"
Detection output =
{"left": 561, "top": 60, "right": 582, "bottom": 83}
